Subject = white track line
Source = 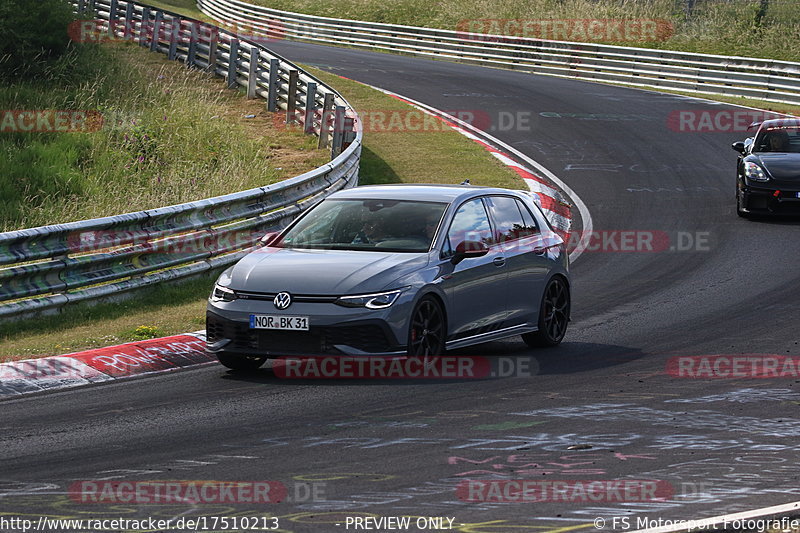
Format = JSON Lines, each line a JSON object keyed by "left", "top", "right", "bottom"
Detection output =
{"left": 632, "top": 499, "right": 800, "bottom": 533}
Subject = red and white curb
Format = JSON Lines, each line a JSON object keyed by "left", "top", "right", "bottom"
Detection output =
{"left": 358, "top": 84, "right": 593, "bottom": 263}
{"left": 0, "top": 332, "right": 213, "bottom": 398}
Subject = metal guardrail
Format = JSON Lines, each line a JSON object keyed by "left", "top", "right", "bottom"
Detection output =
{"left": 0, "top": 0, "right": 362, "bottom": 320}
{"left": 198, "top": 0, "right": 800, "bottom": 106}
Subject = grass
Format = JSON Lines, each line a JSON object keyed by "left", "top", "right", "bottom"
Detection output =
{"left": 0, "top": 62, "right": 522, "bottom": 362}
{"left": 141, "top": 0, "right": 206, "bottom": 19}
{"left": 0, "top": 277, "right": 211, "bottom": 362}
{"left": 308, "top": 68, "right": 523, "bottom": 188}
{"left": 0, "top": 40, "right": 328, "bottom": 231}
{"left": 245, "top": 0, "right": 799, "bottom": 61}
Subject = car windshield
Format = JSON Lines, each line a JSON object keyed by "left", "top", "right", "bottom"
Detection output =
{"left": 753, "top": 126, "right": 800, "bottom": 153}
{"left": 276, "top": 198, "right": 448, "bottom": 252}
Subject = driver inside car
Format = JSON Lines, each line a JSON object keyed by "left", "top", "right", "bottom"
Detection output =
{"left": 352, "top": 218, "right": 386, "bottom": 244}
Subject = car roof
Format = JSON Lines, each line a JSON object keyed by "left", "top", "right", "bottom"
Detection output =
{"left": 759, "top": 118, "right": 800, "bottom": 130}
{"left": 328, "top": 183, "right": 526, "bottom": 203}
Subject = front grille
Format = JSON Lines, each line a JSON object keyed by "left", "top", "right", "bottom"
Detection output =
{"left": 235, "top": 291, "right": 337, "bottom": 304}
{"left": 207, "top": 313, "right": 394, "bottom": 355}
{"left": 258, "top": 325, "right": 392, "bottom": 354}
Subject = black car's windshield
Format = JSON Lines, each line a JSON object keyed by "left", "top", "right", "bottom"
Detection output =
{"left": 754, "top": 126, "right": 800, "bottom": 153}
{"left": 277, "top": 198, "right": 448, "bottom": 252}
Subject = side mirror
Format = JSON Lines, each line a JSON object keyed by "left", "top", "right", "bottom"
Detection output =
{"left": 260, "top": 231, "right": 279, "bottom": 246}
{"left": 732, "top": 141, "right": 746, "bottom": 154}
{"left": 451, "top": 239, "right": 489, "bottom": 265}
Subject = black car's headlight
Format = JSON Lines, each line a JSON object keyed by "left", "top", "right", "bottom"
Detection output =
{"left": 744, "top": 161, "right": 768, "bottom": 182}
{"left": 210, "top": 284, "right": 237, "bottom": 303}
{"left": 335, "top": 289, "right": 405, "bottom": 309}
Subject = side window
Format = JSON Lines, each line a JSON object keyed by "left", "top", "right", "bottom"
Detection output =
{"left": 444, "top": 198, "right": 493, "bottom": 256}
{"left": 485, "top": 195, "right": 529, "bottom": 243}
{"left": 515, "top": 199, "right": 539, "bottom": 238}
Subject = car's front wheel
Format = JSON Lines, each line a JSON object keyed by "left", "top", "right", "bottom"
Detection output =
{"left": 408, "top": 296, "right": 446, "bottom": 356}
{"left": 522, "top": 276, "right": 570, "bottom": 348}
{"left": 736, "top": 188, "right": 749, "bottom": 218}
{"left": 216, "top": 353, "right": 267, "bottom": 371}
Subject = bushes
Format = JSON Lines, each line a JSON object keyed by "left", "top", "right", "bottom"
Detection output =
{"left": 0, "top": 0, "right": 76, "bottom": 78}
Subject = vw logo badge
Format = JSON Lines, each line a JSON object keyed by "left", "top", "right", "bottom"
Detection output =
{"left": 273, "top": 292, "right": 292, "bottom": 310}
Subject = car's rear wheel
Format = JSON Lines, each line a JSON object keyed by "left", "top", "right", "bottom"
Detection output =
{"left": 408, "top": 296, "right": 446, "bottom": 356}
{"left": 216, "top": 353, "right": 267, "bottom": 371}
{"left": 522, "top": 276, "right": 570, "bottom": 348}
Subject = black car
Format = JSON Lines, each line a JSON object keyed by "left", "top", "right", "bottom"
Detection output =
{"left": 733, "top": 118, "right": 800, "bottom": 217}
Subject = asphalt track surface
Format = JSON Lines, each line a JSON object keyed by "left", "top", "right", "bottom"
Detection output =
{"left": 3, "top": 42, "right": 800, "bottom": 533}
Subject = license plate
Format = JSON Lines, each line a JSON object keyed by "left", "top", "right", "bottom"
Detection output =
{"left": 250, "top": 315, "right": 309, "bottom": 330}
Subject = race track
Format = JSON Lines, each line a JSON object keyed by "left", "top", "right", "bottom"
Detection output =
{"left": 2, "top": 41, "right": 800, "bottom": 532}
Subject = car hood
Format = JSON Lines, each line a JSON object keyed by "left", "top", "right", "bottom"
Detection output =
{"left": 228, "top": 247, "right": 429, "bottom": 295}
{"left": 756, "top": 153, "right": 800, "bottom": 181}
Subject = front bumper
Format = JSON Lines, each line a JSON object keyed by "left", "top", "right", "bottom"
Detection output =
{"left": 206, "top": 308, "right": 407, "bottom": 357}
{"left": 740, "top": 184, "right": 800, "bottom": 214}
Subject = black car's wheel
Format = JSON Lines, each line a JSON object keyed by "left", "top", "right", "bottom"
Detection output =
{"left": 523, "top": 276, "right": 570, "bottom": 348}
{"left": 408, "top": 296, "right": 446, "bottom": 356}
{"left": 216, "top": 353, "right": 267, "bottom": 371}
{"left": 736, "top": 189, "right": 749, "bottom": 218}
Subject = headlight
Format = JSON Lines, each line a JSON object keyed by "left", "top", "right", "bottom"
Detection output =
{"left": 210, "top": 284, "right": 237, "bottom": 303}
{"left": 744, "top": 161, "right": 768, "bottom": 182}
{"left": 335, "top": 289, "right": 405, "bottom": 309}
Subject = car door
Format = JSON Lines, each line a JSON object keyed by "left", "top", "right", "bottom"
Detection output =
{"left": 484, "top": 195, "right": 550, "bottom": 328}
{"left": 438, "top": 197, "right": 508, "bottom": 340}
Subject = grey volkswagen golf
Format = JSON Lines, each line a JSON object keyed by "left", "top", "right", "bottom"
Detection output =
{"left": 206, "top": 184, "right": 570, "bottom": 370}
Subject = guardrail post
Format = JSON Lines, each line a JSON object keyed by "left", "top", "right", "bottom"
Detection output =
{"left": 168, "top": 17, "right": 180, "bottom": 60}
{"left": 317, "top": 92, "right": 334, "bottom": 148}
{"left": 108, "top": 0, "right": 118, "bottom": 38}
{"left": 267, "top": 58, "right": 279, "bottom": 111}
{"left": 303, "top": 82, "right": 317, "bottom": 134}
{"left": 247, "top": 48, "right": 259, "bottom": 99}
{"left": 139, "top": 7, "right": 150, "bottom": 47}
{"left": 187, "top": 22, "right": 198, "bottom": 67}
{"left": 343, "top": 115, "right": 356, "bottom": 150}
{"left": 227, "top": 39, "right": 239, "bottom": 89}
{"left": 151, "top": 10, "right": 163, "bottom": 52}
{"left": 286, "top": 70, "right": 299, "bottom": 124}
{"left": 331, "top": 105, "right": 345, "bottom": 158}
{"left": 206, "top": 32, "right": 219, "bottom": 73}
{"left": 123, "top": 2, "right": 134, "bottom": 40}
